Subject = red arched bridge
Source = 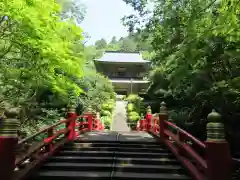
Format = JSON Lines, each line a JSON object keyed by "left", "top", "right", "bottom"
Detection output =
{"left": 0, "top": 102, "right": 238, "bottom": 180}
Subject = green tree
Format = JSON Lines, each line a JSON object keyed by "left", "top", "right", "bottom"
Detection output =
{"left": 120, "top": 38, "right": 137, "bottom": 52}
{"left": 95, "top": 38, "right": 108, "bottom": 50}
{"left": 0, "top": 0, "right": 86, "bottom": 135}
{"left": 110, "top": 36, "right": 118, "bottom": 44}
{"left": 122, "top": 0, "right": 240, "bottom": 141}
{"left": 57, "top": 0, "right": 87, "bottom": 24}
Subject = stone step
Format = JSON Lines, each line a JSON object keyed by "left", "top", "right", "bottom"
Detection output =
{"left": 58, "top": 150, "right": 173, "bottom": 158}
{"left": 63, "top": 146, "right": 168, "bottom": 153}
{"left": 41, "top": 162, "right": 112, "bottom": 172}
{"left": 112, "top": 172, "right": 191, "bottom": 180}
{"left": 114, "top": 164, "right": 187, "bottom": 174}
{"left": 31, "top": 170, "right": 111, "bottom": 180}
{"left": 48, "top": 156, "right": 113, "bottom": 164}
{"left": 27, "top": 134, "right": 192, "bottom": 180}
{"left": 115, "top": 157, "right": 179, "bottom": 165}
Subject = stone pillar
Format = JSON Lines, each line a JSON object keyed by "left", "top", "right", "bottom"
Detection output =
{"left": 205, "top": 110, "right": 231, "bottom": 180}
{"left": 0, "top": 108, "right": 20, "bottom": 180}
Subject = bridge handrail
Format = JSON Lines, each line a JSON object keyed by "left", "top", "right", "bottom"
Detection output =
{"left": 0, "top": 109, "right": 105, "bottom": 180}
{"left": 16, "top": 118, "right": 70, "bottom": 166}
{"left": 18, "top": 119, "right": 68, "bottom": 145}
{"left": 164, "top": 121, "right": 206, "bottom": 149}
{"left": 138, "top": 103, "right": 232, "bottom": 180}
{"left": 164, "top": 120, "right": 207, "bottom": 170}
{"left": 15, "top": 113, "right": 93, "bottom": 180}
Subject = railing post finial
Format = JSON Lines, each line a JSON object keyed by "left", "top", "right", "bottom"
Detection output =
{"left": 159, "top": 101, "right": 167, "bottom": 114}
{"left": 159, "top": 101, "right": 168, "bottom": 138}
{"left": 146, "top": 106, "right": 152, "bottom": 131}
{"left": 146, "top": 105, "right": 152, "bottom": 114}
{"left": 87, "top": 105, "right": 93, "bottom": 113}
{"left": 206, "top": 109, "right": 224, "bottom": 141}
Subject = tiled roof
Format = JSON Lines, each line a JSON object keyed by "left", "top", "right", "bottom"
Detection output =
{"left": 96, "top": 51, "right": 149, "bottom": 63}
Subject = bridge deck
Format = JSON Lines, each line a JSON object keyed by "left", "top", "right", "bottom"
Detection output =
{"left": 78, "top": 131, "right": 156, "bottom": 142}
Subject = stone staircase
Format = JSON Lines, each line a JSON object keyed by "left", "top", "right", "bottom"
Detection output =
{"left": 28, "top": 132, "right": 192, "bottom": 180}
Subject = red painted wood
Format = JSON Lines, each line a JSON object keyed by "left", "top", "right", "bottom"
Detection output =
{"left": 146, "top": 113, "right": 152, "bottom": 131}
{"left": 139, "top": 119, "right": 145, "bottom": 131}
{"left": 88, "top": 113, "right": 93, "bottom": 131}
{"left": 46, "top": 128, "right": 54, "bottom": 152}
{"left": 159, "top": 114, "right": 168, "bottom": 138}
{"left": 0, "top": 137, "right": 18, "bottom": 180}
{"left": 14, "top": 113, "right": 90, "bottom": 180}
{"left": 67, "top": 111, "right": 77, "bottom": 141}
{"left": 165, "top": 121, "right": 206, "bottom": 148}
{"left": 0, "top": 111, "right": 100, "bottom": 180}
{"left": 143, "top": 109, "right": 232, "bottom": 180}
{"left": 15, "top": 138, "right": 68, "bottom": 180}
{"left": 164, "top": 129, "right": 207, "bottom": 169}
{"left": 165, "top": 140, "right": 205, "bottom": 180}
{"left": 205, "top": 141, "right": 231, "bottom": 180}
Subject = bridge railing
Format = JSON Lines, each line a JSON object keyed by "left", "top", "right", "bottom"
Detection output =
{"left": 136, "top": 102, "right": 232, "bottom": 180}
{"left": 0, "top": 107, "right": 104, "bottom": 180}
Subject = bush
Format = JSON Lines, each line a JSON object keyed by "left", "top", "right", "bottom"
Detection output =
{"left": 100, "top": 99, "right": 115, "bottom": 129}
{"left": 126, "top": 94, "right": 143, "bottom": 126}
{"left": 127, "top": 103, "right": 135, "bottom": 112}
{"left": 128, "top": 111, "right": 140, "bottom": 121}
{"left": 101, "top": 115, "right": 112, "bottom": 129}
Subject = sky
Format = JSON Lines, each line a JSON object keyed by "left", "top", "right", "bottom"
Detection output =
{"left": 81, "top": 0, "right": 134, "bottom": 45}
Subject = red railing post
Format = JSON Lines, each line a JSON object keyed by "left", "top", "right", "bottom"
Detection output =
{"left": 146, "top": 106, "right": 152, "bottom": 131}
{"left": 88, "top": 113, "right": 93, "bottom": 131}
{"left": 205, "top": 110, "right": 231, "bottom": 180}
{"left": 159, "top": 102, "right": 168, "bottom": 139}
{"left": 0, "top": 108, "right": 20, "bottom": 180}
{"left": 67, "top": 107, "right": 77, "bottom": 141}
{"left": 85, "top": 106, "right": 93, "bottom": 131}
{"left": 46, "top": 128, "right": 54, "bottom": 152}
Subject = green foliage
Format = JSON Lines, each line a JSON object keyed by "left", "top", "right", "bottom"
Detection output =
{"left": 57, "top": 0, "right": 87, "bottom": 24}
{"left": 126, "top": 94, "right": 143, "bottom": 124}
{"left": 94, "top": 32, "right": 153, "bottom": 55}
{"left": 127, "top": 103, "right": 135, "bottom": 112}
{"left": 128, "top": 111, "right": 140, "bottom": 121}
{"left": 101, "top": 115, "right": 112, "bottom": 129}
{"left": 99, "top": 99, "right": 115, "bottom": 129}
{"left": 0, "top": 0, "right": 115, "bottom": 137}
{"left": 123, "top": 0, "right": 240, "bottom": 142}
{"left": 95, "top": 38, "right": 107, "bottom": 50}
{"left": 126, "top": 94, "right": 142, "bottom": 102}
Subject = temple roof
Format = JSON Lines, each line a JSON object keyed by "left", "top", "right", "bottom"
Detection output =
{"left": 96, "top": 51, "right": 149, "bottom": 63}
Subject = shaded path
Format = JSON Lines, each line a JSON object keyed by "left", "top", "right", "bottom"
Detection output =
{"left": 110, "top": 100, "right": 130, "bottom": 132}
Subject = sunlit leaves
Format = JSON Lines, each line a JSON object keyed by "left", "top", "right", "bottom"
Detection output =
{"left": 0, "top": 0, "right": 85, "bottom": 104}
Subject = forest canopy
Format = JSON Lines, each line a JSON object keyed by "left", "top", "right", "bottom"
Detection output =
{"left": 0, "top": 0, "right": 115, "bottom": 136}
{"left": 121, "top": 0, "right": 240, "bottom": 140}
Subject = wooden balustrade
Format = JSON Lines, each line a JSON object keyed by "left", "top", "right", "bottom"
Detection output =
{"left": 138, "top": 102, "right": 231, "bottom": 180}
{"left": 0, "top": 106, "right": 104, "bottom": 180}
